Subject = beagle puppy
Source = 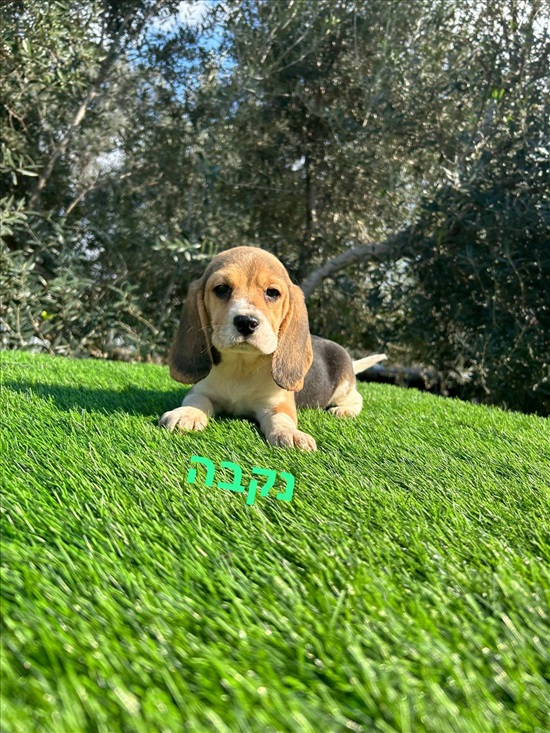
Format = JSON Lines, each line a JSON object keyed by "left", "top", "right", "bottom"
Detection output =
{"left": 159, "top": 247, "right": 386, "bottom": 451}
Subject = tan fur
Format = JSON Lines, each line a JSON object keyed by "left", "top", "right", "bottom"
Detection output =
{"left": 272, "top": 400, "right": 297, "bottom": 421}
{"left": 169, "top": 279, "right": 213, "bottom": 384}
{"left": 271, "top": 284, "right": 313, "bottom": 391}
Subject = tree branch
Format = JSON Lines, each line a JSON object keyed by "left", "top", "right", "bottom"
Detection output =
{"left": 300, "top": 234, "right": 405, "bottom": 298}
{"left": 63, "top": 171, "right": 132, "bottom": 219}
{"left": 27, "top": 1, "right": 164, "bottom": 211}
{"left": 28, "top": 44, "right": 126, "bottom": 211}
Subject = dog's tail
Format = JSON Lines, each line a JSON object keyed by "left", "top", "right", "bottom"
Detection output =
{"left": 352, "top": 353, "right": 387, "bottom": 375}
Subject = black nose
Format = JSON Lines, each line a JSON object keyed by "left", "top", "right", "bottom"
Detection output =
{"left": 233, "top": 314, "right": 260, "bottom": 336}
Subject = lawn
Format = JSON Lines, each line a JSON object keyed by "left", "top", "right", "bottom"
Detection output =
{"left": 1, "top": 350, "right": 549, "bottom": 733}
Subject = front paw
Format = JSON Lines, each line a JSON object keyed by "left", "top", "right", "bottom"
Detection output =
{"left": 268, "top": 429, "right": 317, "bottom": 452}
{"left": 159, "top": 407, "right": 208, "bottom": 433}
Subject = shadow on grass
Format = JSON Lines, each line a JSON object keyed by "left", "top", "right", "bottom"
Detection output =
{"left": 5, "top": 380, "right": 262, "bottom": 436}
{"left": 4, "top": 380, "right": 190, "bottom": 419}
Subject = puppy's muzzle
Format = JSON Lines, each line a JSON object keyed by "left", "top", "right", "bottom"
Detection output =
{"left": 233, "top": 314, "right": 260, "bottom": 336}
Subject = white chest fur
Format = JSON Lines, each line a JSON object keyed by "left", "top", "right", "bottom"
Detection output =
{"left": 192, "top": 351, "right": 282, "bottom": 417}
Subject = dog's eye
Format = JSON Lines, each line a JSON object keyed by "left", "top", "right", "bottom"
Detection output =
{"left": 265, "top": 288, "right": 280, "bottom": 300}
{"left": 213, "top": 284, "right": 232, "bottom": 299}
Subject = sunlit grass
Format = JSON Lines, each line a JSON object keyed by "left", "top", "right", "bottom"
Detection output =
{"left": 2, "top": 350, "right": 549, "bottom": 733}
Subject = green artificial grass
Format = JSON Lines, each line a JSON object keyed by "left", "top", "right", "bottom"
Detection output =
{"left": 1, "top": 350, "right": 549, "bottom": 733}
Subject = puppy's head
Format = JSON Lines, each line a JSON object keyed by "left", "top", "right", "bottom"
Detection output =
{"left": 169, "top": 247, "right": 313, "bottom": 390}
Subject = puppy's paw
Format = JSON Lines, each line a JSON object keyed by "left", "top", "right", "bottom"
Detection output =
{"left": 268, "top": 429, "right": 317, "bottom": 452}
{"left": 328, "top": 405, "right": 361, "bottom": 418}
{"left": 159, "top": 406, "right": 208, "bottom": 433}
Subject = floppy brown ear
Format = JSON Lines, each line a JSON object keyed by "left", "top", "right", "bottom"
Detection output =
{"left": 272, "top": 284, "right": 313, "bottom": 391}
{"left": 168, "top": 278, "right": 215, "bottom": 383}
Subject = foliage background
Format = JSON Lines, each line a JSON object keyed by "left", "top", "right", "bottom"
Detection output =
{"left": 1, "top": 0, "right": 549, "bottom": 414}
